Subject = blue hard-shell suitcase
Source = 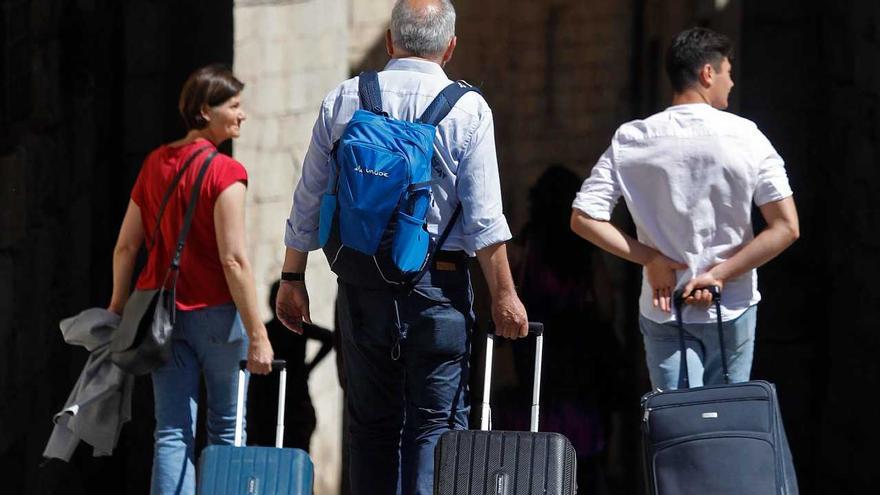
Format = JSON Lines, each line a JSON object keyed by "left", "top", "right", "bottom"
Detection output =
{"left": 640, "top": 289, "right": 798, "bottom": 495}
{"left": 198, "top": 360, "right": 314, "bottom": 495}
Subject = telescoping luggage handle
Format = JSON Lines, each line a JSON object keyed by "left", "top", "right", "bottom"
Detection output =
{"left": 481, "top": 322, "right": 545, "bottom": 433}
{"left": 672, "top": 286, "right": 727, "bottom": 389}
{"left": 234, "top": 359, "right": 288, "bottom": 448}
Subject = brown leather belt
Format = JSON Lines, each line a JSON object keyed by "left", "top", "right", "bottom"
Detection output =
{"left": 433, "top": 250, "right": 467, "bottom": 271}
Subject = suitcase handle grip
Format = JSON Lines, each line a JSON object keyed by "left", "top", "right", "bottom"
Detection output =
{"left": 481, "top": 321, "right": 544, "bottom": 433}
{"left": 234, "top": 360, "right": 288, "bottom": 448}
{"left": 673, "top": 285, "right": 720, "bottom": 304}
{"left": 239, "top": 359, "right": 288, "bottom": 371}
{"left": 487, "top": 321, "right": 544, "bottom": 337}
{"left": 672, "top": 285, "right": 726, "bottom": 389}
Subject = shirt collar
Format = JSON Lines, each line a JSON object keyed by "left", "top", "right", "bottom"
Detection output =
{"left": 665, "top": 103, "right": 713, "bottom": 111}
{"left": 383, "top": 57, "right": 448, "bottom": 78}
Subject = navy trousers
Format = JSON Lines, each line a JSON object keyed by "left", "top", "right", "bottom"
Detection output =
{"left": 338, "top": 263, "right": 474, "bottom": 495}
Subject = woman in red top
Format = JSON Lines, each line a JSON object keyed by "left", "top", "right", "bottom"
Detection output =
{"left": 108, "top": 65, "right": 273, "bottom": 495}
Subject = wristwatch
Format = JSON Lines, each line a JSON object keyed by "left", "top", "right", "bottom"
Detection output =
{"left": 281, "top": 271, "right": 304, "bottom": 282}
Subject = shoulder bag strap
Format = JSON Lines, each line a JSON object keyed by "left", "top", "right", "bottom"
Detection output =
{"left": 146, "top": 145, "right": 211, "bottom": 251}
{"left": 170, "top": 150, "right": 219, "bottom": 271}
{"left": 160, "top": 150, "right": 219, "bottom": 292}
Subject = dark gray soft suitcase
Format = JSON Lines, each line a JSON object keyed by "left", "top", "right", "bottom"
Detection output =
{"left": 434, "top": 322, "right": 577, "bottom": 495}
{"left": 641, "top": 289, "right": 798, "bottom": 495}
{"left": 198, "top": 360, "right": 314, "bottom": 495}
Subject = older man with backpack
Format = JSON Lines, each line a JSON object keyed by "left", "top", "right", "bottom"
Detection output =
{"left": 276, "top": 1, "right": 528, "bottom": 493}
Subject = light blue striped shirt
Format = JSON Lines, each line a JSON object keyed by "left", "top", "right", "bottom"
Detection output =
{"left": 285, "top": 57, "right": 511, "bottom": 256}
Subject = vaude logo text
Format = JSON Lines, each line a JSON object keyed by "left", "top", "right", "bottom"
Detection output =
{"left": 353, "top": 165, "right": 389, "bottom": 178}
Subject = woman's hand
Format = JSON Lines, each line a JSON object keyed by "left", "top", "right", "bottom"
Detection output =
{"left": 247, "top": 334, "right": 274, "bottom": 375}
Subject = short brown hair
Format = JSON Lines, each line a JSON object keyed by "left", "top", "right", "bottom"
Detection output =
{"left": 178, "top": 64, "right": 244, "bottom": 130}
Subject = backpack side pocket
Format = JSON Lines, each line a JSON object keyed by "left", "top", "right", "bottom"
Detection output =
{"left": 318, "top": 192, "right": 336, "bottom": 248}
{"left": 392, "top": 210, "right": 430, "bottom": 273}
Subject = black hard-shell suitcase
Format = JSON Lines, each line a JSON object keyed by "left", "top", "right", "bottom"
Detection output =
{"left": 434, "top": 322, "right": 577, "bottom": 495}
{"left": 641, "top": 289, "right": 798, "bottom": 495}
{"left": 198, "top": 360, "right": 314, "bottom": 495}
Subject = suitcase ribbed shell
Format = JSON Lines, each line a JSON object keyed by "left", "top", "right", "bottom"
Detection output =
{"left": 434, "top": 430, "right": 576, "bottom": 495}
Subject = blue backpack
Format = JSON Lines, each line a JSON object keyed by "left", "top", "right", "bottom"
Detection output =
{"left": 318, "top": 71, "right": 480, "bottom": 288}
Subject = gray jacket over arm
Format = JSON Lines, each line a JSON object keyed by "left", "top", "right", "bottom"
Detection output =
{"left": 43, "top": 308, "right": 134, "bottom": 461}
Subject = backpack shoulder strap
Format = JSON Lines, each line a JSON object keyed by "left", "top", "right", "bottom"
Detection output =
{"left": 358, "top": 71, "right": 384, "bottom": 115}
{"left": 418, "top": 81, "right": 481, "bottom": 126}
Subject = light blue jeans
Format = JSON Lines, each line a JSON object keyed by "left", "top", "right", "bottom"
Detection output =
{"left": 639, "top": 305, "right": 757, "bottom": 390}
{"left": 150, "top": 303, "right": 248, "bottom": 495}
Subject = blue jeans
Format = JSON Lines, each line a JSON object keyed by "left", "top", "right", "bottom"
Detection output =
{"left": 338, "top": 264, "right": 474, "bottom": 495}
{"left": 150, "top": 303, "right": 248, "bottom": 495}
{"left": 639, "top": 305, "right": 757, "bottom": 390}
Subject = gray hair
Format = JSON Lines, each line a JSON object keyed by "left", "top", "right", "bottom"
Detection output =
{"left": 390, "top": 0, "right": 456, "bottom": 58}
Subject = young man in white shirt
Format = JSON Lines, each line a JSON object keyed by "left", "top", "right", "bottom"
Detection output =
{"left": 570, "top": 27, "right": 799, "bottom": 390}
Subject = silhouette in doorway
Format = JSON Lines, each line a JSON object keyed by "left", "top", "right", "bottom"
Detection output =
{"left": 247, "top": 280, "right": 334, "bottom": 450}
{"left": 497, "top": 164, "right": 621, "bottom": 493}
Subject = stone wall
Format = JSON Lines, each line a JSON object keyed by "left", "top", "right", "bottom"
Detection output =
{"left": 233, "top": 1, "right": 349, "bottom": 493}
{"left": 348, "top": 0, "right": 396, "bottom": 70}
{"left": 451, "top": 0, "right": 636, "bottom": 234}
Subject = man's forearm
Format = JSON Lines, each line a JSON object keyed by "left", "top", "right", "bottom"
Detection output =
{"left": 570, "top": 210, "right": 659, "bottom": 265}
{"left": 711, "top": 225, "right": 798, "bottom": 282}
{"left": 282, "top": 247, "right": 309, "bottom": 273}
{"left": 711, "top": 196, "right": 799, "bottom": 283}
{"left": 475, "top": 242, "right": 517, "bottom": 299}
{"left": 475, "top": 241, "right": 529, "bottom": 338}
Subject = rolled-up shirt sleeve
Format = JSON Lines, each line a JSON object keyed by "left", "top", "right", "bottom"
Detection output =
{"left": 455, "top": 106, "right": 512, "bottom": 253}
{"left": 572, "top": 144, "right": 621, "bottom": 220}
{"left": 285, "top": 99, "right": 334, "bottom": 251}
{"left": 753, "top": 131, "right": 793, "bottom": 206}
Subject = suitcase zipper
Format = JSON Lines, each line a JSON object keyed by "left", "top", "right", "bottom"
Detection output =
{"left": 642, "top": 396, "right": 769, "bottom": 434}
{"left": 646, "top": 396, "right": 769, "bottom": 412}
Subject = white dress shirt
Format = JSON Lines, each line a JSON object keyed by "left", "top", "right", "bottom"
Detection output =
{"left": 285, "top": 57, "right": 511, "bottom": 256}
{"left": 573, "top": 103, "right": 793, "bottom": 324}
